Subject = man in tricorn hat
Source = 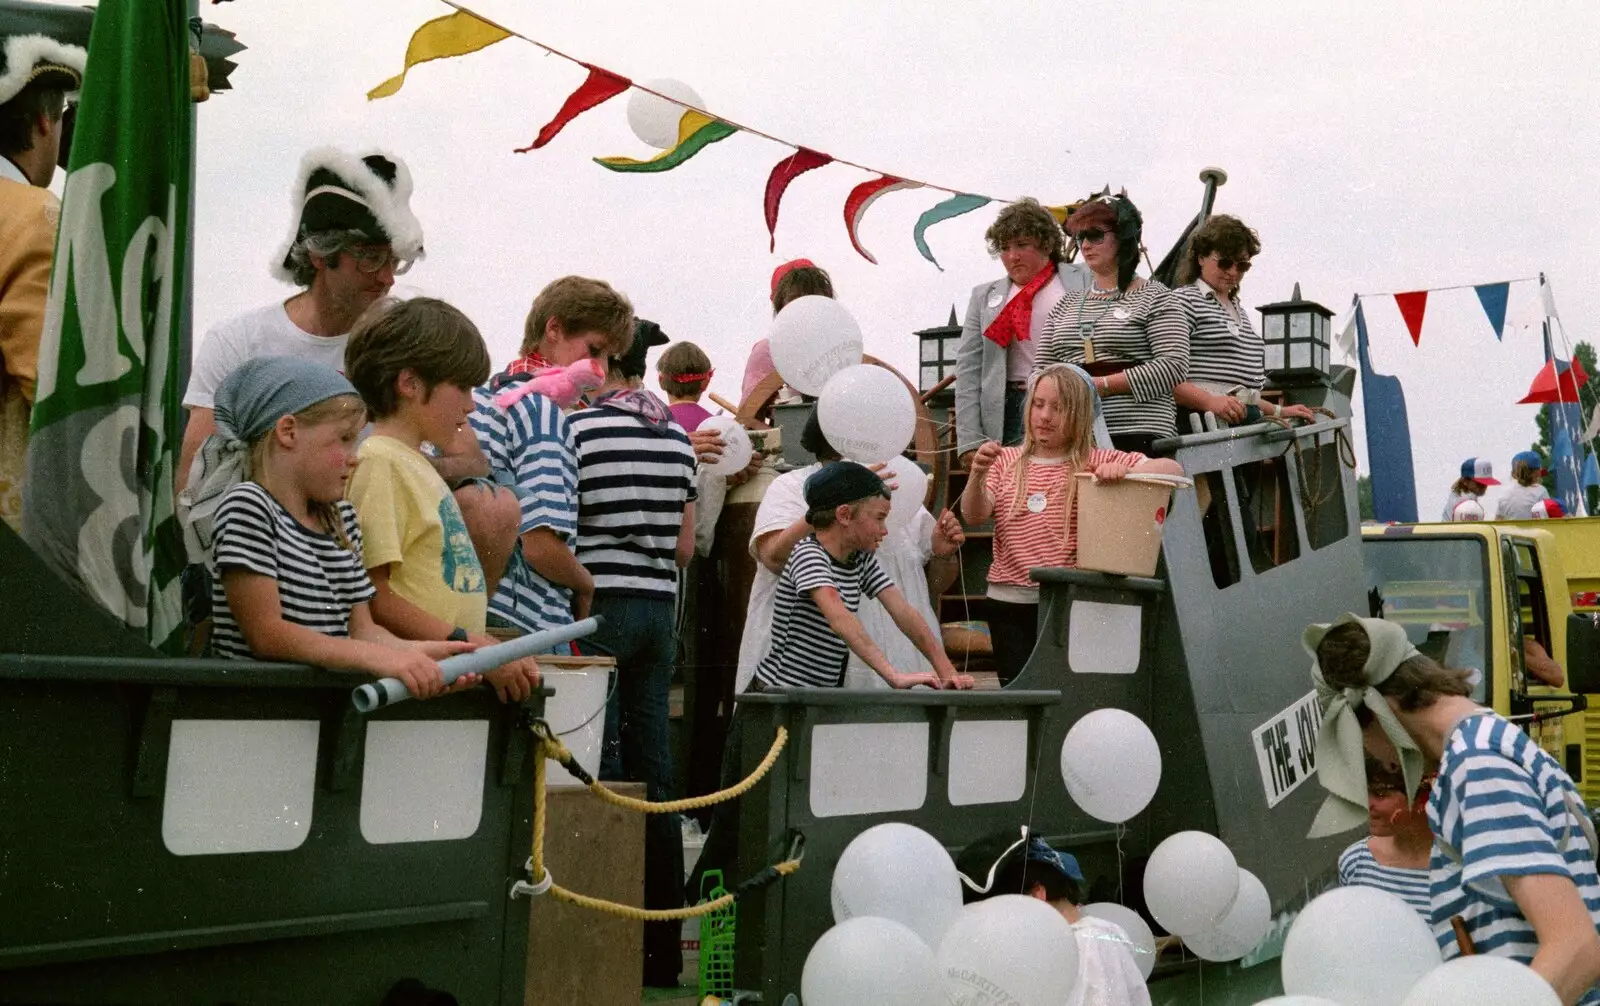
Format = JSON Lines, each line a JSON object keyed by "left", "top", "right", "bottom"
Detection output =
{"left": 177, "top": 147, "right": 427, "bottom": 485}
{"left": 0, "top": 33, "right": 86, "bottom": 532}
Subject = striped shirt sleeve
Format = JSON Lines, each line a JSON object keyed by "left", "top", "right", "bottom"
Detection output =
{"left": 1123, "top": 284, "right": 1189, "bottom": 404}
{"left": 859, "top": 552, "right": 894, "bottom": 598}
{"left": 213, "top": 485, "right": 279, "bottom": 579}
{"left": 789, "top": 539, "right": 840, "bottom": 596}
{"left": 337, "top": 501, "right": 378, "bottom": 605}
{"left": 510, "top": 397, "right": 579, "bottom": 540}
{"left": 1454, "top": 751, "right": 1571, "bottom": 898}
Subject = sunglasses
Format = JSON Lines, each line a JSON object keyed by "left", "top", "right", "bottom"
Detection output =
{"left": 1072, "top": 228, "right": 1111, "bottom": 246}
{"left": 1213, "top": 255, "right": 1252, "bottom": 274}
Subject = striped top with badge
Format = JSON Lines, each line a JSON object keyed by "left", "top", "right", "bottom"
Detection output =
{"left": 1037, "top": 279, "right": 1190, "bottom": 439}
{"left": 1172, "top": 280, "right": 1266, "bottom": 392}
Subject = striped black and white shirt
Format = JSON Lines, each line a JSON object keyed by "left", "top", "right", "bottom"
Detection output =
{"left": 1037, "top": 279, "right": 1189, "bottom": 439}
{"left": 568, "top": 391, "right": 697, "bottom": 600}
{"left": 208, "top": 481, "right": 375, "bottom": 659}
{"left": 1173, "top": 280, "right": 1265, "bottom": 391}
{"left": 471, "top": 385, "right": 579, "bottom": 634}
{"left": 1338, "top": 839, "right": 1431, "bottom": 919}
{"left": 754, "top": 535, "right": 894, "bottom": 689}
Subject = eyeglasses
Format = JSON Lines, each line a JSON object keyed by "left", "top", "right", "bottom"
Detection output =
{"left": 348, "top": 245, "right": 414, "bottom": 276}
{"left": 1072, "top": 229, "right": 1111, "bottom": 246}
{"left": 1213, "top": 255, "right": 1252, "bottom": 274}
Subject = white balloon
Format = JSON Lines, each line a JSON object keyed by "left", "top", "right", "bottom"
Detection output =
{"left": 937, "top": 895, "right": 1079, "bottom": 1006}
{"left": 1281, "top": 886, "right": 1441, "bottom": 1006}
{"left": 694, "top": 415, "right": 753, "bottom": 476}
{"left": 1183, "top": 869, "right": 1272, "bottom": 962}
{"left": 818, "top": 365, "right": 916, "bottom": 465}
{"left": 1143, "top": 831, "right": 1239, "bottom": 937}
{"left": 830, "top": 823, "right": 962, "bottom": 950}
{"left": 767, "top": 296, "right": 863, "bottom": 395}
{"left": 1251, "top": 998, "right": 1346, "bottom": 1005}
{"left": 626, "top": 78, "right": 704, "bottom": 149}
{"left": 1080, "top": 902, "right": 1158, "bottom": 980}
{"left": 1060, "top": 708, "right": 1162, "bottom": 824}
{"left": 881, "top": 454, "right": 928, "bottom": 533}
{"left": 1401, "top": 956, "right": 1560, "bottom": 1006}
{"left": 800, "top": 916, "right": 941, "bottom": 1006}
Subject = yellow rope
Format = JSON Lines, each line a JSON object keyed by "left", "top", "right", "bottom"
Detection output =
{"left": 527, "top": 722, "right": 798, "bottom": 919}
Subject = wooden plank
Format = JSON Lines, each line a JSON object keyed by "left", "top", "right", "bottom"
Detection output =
{"left": 525, "top": 783, "right": 646, "bottom": 1005}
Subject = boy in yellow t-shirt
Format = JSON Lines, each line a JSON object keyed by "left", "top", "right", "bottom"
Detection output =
{"left": 345, "top": 297, "right": 540, "bottom": 701}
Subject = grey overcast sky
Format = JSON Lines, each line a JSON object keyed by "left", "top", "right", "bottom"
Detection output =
{"left": 57, "top": 0, "right": 1600, "bottom": 509}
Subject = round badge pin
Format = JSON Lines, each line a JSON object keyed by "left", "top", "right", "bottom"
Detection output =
{"left": 987, "top": 289, "right": 1004, "bottom": 309}
{"left": 1027, "top": 492, "right": 1047, "bottom": 513}
{"left": 1112, "top": 307, "right": 1132, "bottom": 321}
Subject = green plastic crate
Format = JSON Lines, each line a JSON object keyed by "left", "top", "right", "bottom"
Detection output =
{"left": 696, "top": 870, "right": 737, "bottom": 1000}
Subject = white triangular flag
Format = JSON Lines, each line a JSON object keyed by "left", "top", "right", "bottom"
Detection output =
{"left": 1541, "top": 276, "right": 1560, "bottom": 322}
{"left": 1333, "top": 308, "right": 1358, "bottom": 360}
{"left": 1584, "top": 405, "right": 1600, "bottom": 444}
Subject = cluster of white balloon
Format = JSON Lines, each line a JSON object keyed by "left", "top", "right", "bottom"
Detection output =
{"left": 1252, "top": 885, "right": 1559, "bottom": 1006}
{"left": 695, "top": 294, "right": 923, "bottom": 529}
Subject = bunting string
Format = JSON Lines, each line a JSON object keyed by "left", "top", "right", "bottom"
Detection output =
{"left": 1350, "top": 276, "right": 1543, "bottom": 347}
{"left": 374, "top": 0, "right": 1082, "bottom": 265}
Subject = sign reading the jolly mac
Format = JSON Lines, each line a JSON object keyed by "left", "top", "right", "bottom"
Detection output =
{"left": 21, "top": 0, "right": 192, "bottom": 653}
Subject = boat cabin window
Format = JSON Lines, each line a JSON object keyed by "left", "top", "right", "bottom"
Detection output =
{"left": 1363, "top": 536, "right": 1492, "bottom": 702}
{"left": 1196, "top": 470, "right": 1243, "bottom": 589}
{"left": 1197, "top": 458, "right": 1304, "bottom": 588}
{"left": 1295, "top": 438, "right": 1351, "bottom": 551}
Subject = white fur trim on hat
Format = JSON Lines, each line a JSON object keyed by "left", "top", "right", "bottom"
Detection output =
{"left": 268, "top": 146, "right": 424, "bottom": 285}
{"left": 0, "top": 34, "right": 88, "bottom": 107}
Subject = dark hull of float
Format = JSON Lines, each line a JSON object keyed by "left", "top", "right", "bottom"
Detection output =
{"left": 0, "top": 525, "right": 538, "bottom": 1004}
{"left": 719, "top": 383, "right": 1363, "bottom": 1003}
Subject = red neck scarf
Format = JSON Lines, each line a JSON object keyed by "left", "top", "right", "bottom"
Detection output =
{"left": 504, "top": 351, "right": 551, "bottom": 378}
{"left": 983, "top": 264, "right": 1058, "bottom": 349}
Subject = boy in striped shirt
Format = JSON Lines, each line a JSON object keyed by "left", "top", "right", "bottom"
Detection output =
{"left": 1310, "top": 615, "right": 1600, "bottom": 1004}
{"left": 754, "top": 460, "right": 971, "bottom": 691}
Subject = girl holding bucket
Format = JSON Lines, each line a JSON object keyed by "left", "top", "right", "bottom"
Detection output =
{"left": 959, "top": 363, "right": 1181, "bottom": 684}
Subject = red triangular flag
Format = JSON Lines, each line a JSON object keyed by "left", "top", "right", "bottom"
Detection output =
{"left": 764, "top": 147, "right": 833, "bottom": 252}
{"left": 517, "top": 64, "right": 632, "bottom": 153}
{"left": 1393, "top": 291, "right": 1428, "bottom": 346}
{"left": 1392, "top": 291, "right": 1428, "bottom": 345}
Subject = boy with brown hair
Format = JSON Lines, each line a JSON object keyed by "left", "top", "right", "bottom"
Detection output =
{"left": 344, "top": 297, "right": 540, "bottom": 702}
{"left": 467, "top": 276, "right": 634, "bottom": 638}
{"left": 655, "top": 340, "right": 715, "bottom": 433}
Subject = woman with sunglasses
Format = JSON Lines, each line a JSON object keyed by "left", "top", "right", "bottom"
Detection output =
{"left": 1037, "top": 194, "right": 1189, "bottom": 455}
{"left": 1172, "top": 215, "right": 1314, "bottom": 429}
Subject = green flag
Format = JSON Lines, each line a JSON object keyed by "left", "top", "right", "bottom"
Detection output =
{"left": 22, "top": 0, "right": 192, "bottom": 653}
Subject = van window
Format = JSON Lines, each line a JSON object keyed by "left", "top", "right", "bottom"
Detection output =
{"left": 1363, "top": 536, "right": 1491, "bottom": 702}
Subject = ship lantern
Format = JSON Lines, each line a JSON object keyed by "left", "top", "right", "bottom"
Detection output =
{"left": 915, "top": 307, "right": 963, "bottom": 395}
{"left": 1258, "top": 283, "right": 1334, "bottom": 385}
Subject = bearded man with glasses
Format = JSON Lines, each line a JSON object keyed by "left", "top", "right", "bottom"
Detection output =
{"left": 178, "top": 149, "right": 426, "bottom": 485}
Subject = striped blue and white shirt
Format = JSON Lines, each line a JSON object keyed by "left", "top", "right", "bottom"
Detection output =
{"left": 1428, "top": 712, "right": 1600, "bottom": 1003}
{"left": 470, "top": 385, "right": 579, "bottom": 634}
{"left": 755, "top": 534, "right": 895, "bottom": 689}
{"left": 1339, "top": 838, "right": 1432, "bottom": 919}
{"left": 1172, "top": 280, "right": 1266, "bottom": 392}
{"left": 568, "top": 392, "right": 697, "bottom": 600}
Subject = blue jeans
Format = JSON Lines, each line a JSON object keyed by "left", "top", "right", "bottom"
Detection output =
{"left": 578, "top": 591, "right": 684, "bottom": 982}
{"left": 1003, "top": 385, "right": 1027, "bottom": 446}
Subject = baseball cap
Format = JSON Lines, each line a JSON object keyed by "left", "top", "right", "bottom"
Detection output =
{"left": 954, "top": 827, "right": 1083, "bottom": 905}
{"left": 1450, "top": 498, "right": 1485, "bottom": 521}
{"left": 1531, "top": 499, "right": 1565, "bottom": 519}
{"left": 1512, "top": 450, "right": 1547, "bottom": 476}
{"left": 618, "top": 319, "right": 670, "bottom": 380}
{"left": 1459, "top": 457, "right": 1499, "bottom": 486}
{"left": 803, "top": 461, "right": 889, "bottom": 517}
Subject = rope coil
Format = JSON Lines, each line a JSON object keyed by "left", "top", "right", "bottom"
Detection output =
{"left": 524, "top": 719, "right": 801, "bottom": 921}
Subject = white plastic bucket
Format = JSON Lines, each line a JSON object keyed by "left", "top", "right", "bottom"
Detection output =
{"left": 1074, "top": 472, "right": 1194, "bottom": 577}
{"left": 540, "top": 663, "right": 612, "bottom": 787}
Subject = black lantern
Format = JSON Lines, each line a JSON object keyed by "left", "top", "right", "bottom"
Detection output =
{"left": 916, "top": 307, "right": 962, "bottom": 394}
{"left": 1258, "top": 282, "right": 1333, "bottom": 384}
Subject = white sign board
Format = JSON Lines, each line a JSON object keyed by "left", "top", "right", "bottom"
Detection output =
{"left": 1252, "top": 690, "right": 1322, "bottom": 808}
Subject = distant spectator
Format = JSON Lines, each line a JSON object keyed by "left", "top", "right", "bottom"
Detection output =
{"left": 1496, "top": 450, "right": 1551, "bottom": 520}
{"left": 740, "top": 259, "right": 833, "bottom": 410}
{"left": 1441, "top": 457, "right": 1496, "bottom": 521}
{"left": 657, "top": 340, "right": 716, "bottom": 433}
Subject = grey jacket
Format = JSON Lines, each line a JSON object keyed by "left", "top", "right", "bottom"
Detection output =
{"left": 953, "top": 264, "right": 1092, "bottom": 454}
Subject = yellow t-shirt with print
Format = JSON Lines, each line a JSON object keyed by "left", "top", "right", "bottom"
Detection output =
{"left": 347, "top": 434, "right": 487, "bottom": 634}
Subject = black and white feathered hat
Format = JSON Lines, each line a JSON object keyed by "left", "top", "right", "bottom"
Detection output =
{"left": 271, "top": 147, "right": 425, "bottom": 283}
{"left": 0, "top": 33, "right": 87, "bottom": 107}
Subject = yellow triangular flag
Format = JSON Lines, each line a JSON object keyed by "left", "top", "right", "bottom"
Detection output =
{"left": 368, "top": 11, "right": 511, "bottom": 101}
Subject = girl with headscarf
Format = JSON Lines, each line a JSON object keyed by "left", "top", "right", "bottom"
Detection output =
{"left": 1037, "top": 193, "right": 1189, "bottom": 455}
{"left": 179, "top": 355, "right": 473, "bottom": 698}
{"left": 1308, "top": 614, "right": 1600, "bottom": 1004}
{"left": 959, "top": 363, "right": 1181, "bottom": 684}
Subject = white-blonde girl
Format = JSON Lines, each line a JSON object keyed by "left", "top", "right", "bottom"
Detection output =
{"left": 960, "top": 363, "right": 1181, "bottom": 683}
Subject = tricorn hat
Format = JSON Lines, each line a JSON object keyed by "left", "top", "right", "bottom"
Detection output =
{"left": 0, "top": 33, "right": 86, "bottom": 108}
{"left": 271, "top": 147, "right": 425, "bottom": 283}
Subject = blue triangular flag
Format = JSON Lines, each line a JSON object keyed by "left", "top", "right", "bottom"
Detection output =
{"left": 1583, "top": 451, "right": 1600, "bottom": 490}
{"left": 1474, "top": 282, "right": 1510, "bottom": 340}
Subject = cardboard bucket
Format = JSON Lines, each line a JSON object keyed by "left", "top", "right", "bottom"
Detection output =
{"left": 538, "top": 655, "right": 616, "bottom": 787}
{"left": 1073, "top": 472, "right": 1194, "bottom": 577}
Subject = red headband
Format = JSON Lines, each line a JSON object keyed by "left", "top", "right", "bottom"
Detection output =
{"left": 667, "top": 369, "right": 715, "bottom": 382}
